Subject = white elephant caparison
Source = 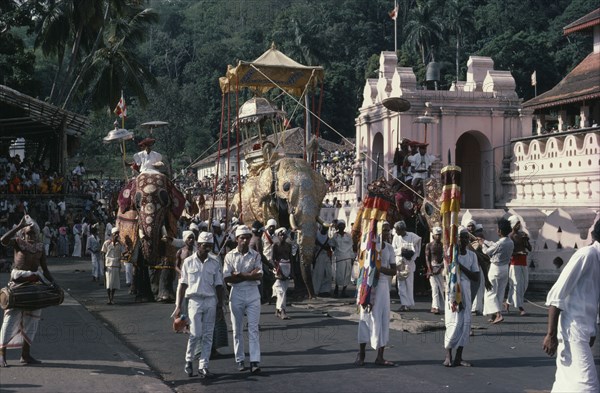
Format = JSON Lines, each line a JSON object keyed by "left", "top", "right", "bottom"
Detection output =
{"left": 233, "top": 157, "right": 327, "bottom": 298}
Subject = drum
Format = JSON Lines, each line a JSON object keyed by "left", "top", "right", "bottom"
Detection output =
{"left": 0, "top": 282, "right": 64, "bottom": 310}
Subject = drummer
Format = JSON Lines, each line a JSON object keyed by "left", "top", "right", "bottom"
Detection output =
{"left": 0, "top": 216, "right": 56, "bottom": 367}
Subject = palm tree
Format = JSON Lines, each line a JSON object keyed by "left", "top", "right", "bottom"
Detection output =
{"left": 64, "top": 6, "right": 158, "bottom": 110}
{"left": 443, "top": 0, "right": 475, "bottom": 83}
{"left": 402, "top": 0, "right": 444, "bottom": 65}
{"left": 34, "top": 0, "right": 157, "bottom": 110}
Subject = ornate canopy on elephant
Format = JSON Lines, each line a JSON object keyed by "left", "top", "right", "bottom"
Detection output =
{"left": 219, "top": 42, "right": 324, "bottom": 96}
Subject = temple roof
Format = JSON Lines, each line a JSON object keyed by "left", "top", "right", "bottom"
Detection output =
{"left": 522, "top": 52, "right": 600, "bottom": 110}
{"left": 563, "top": 8, "right": 600, "bottom": 35}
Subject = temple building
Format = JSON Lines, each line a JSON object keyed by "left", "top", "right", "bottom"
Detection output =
{"left": 350, "top": 8, "right": 600, "bottom": 286}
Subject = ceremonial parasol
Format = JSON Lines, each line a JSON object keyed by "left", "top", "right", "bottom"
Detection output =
{"left": 413, "top": 102, "right": 438, "bottom": 144}
{"left": 382, "top": 97, "right": 411, "bottom": 146}
{"left": 103, "top": 123, "right": 134, "bottom": 179}
{"left": 140, "top": 121, "right": 169, "bottom": 135}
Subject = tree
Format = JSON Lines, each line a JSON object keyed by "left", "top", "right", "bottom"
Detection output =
{"left": 402, "top": 0, "right": 444, "bottom": 65}
{"left": 33, "top": 0, "right": 158, "bottom": 111}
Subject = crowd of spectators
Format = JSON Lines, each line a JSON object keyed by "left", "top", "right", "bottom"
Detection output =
{"left": 173, "top": 170, "right": 247, "bottom": 201}
{"left": 0, "top": 154, "right": 67, "bottom": 195}
{"left": 316, "top": 150, "right": 356, "bottom": 192}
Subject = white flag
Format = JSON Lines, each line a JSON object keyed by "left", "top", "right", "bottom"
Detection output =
{"left": 531, "top": 71, "right": 537, "bottom": 86}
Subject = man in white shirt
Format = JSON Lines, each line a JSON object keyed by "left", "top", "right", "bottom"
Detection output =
{"left": 480, "top": 218, "right": 514, "bottom": 324}
{"left": 132, "top": 138, "right": 163, "bottom": 174}
{"left": 392, "top": 220, "right": 421, "bottom": 311}
{"left": 543, "top": 220, "right": 599, "bottom": 393}
{"left": 174, "top": 232, "right": 224, "bottom": 379}
{"left": 223, "top": 225, "right": 263, "bottom": 374}
{"left": 330, "top": 220, "right": 354, "bottom": 298}
{"left": 407, "top": 143, "right": 436, "bottom": 190}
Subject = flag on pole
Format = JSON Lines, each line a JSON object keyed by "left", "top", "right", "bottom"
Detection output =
{"left": 356, "top": 195, "right": 389, "bottom": 310}
{"left": 440, "top": 164, "right": 462, "bottom": 312}
{"left": 531, "top": 71, "right": 537, "bottom": 86}
{"left": 389, "top": 4, "right": 398, "bottom": 20}
{"left": 114, "top": 93, "right": 127, "bottom": 119}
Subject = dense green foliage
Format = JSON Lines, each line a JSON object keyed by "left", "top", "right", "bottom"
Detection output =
{"left": 1, "top": 0, "right": 596, "bottom": 176}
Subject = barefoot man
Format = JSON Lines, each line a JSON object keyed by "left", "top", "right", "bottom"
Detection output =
{"left": 444, "top": 227, "right": 480, "bottom": 367}
{"left": 355, "top": 222, "right": 397, "bottom": 367}
{"left": 0, "top": 216, "right": 56, "bottom": 366}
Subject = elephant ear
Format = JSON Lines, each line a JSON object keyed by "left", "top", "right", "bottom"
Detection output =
{"left": 116, "top": 210, "right": 139, "bottom": 263}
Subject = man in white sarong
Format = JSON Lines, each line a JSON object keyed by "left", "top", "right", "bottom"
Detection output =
{"left": 505, "top": 215, "right": 531, "bottom": 316}
{"left": 480, "top": 218, "right": 514, "bottom": 324}
{"left": 444, "top": 227, "right": 480, "bottom": 367}
{"left": 392, "top": 220, "right": 421, "bottom": 311}
{"left": 102, "top": 227, "right": 123, "bottom": 305}
{"left": 0, "top": 216, "right": 56, "bottom": 367}
{"left": 330, "top": 220, "right": 354, "bottom": 298}
{"left": 425, "top": 226, "right": 445, "bottom": 314}
{"left": 312, "top": 223, "right": 333, "bottom": 297}
{"left": 543, "top": 220, "right": 600, "bottom": 393}
{"left": 355, "top": 222, "right": 397, "bottom": 367}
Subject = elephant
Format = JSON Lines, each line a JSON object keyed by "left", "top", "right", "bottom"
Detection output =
{"left": 117, "top": 172, "right": 185, "bottom": 302}
{"left": 232, "top": 157, "right": 327, "bottom": 299}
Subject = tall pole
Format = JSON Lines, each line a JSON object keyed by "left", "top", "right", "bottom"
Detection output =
{"left": 394, "top": 0, "right": 398, "bottom": 53}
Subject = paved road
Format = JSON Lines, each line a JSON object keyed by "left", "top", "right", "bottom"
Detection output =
{"left": 2, "top": 257, "right": 599, "bottom": 392}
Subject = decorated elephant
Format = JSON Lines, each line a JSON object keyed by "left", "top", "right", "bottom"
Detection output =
{"left": 232, "top": 157, "right": 327, "bottom": 299}
{"left": 117, "top": 172, "right": 185, "bottom": 302}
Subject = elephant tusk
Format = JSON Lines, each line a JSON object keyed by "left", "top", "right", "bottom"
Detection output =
{"left": 289, "top": 213, "right": 298, "bottom": 230}
{"left": 138, "top": 228, "right": 146, "bottom": 239}
{"left": 316, "top": 216, "right": 325, "bottom": 225}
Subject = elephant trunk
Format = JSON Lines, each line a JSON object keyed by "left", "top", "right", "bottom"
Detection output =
{"left": 295, "top": 215, "right": 317, "bottom": 298}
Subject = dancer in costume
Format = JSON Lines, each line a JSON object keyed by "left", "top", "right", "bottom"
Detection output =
{"left": 0, "top": 216, "right": 56, "bottom": 366}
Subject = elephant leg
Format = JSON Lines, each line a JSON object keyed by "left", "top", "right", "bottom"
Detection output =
{"left": 157, "top": 268, "right": 175, "bottom": 303}
{"left": 134, "top": 261, "right": 155, "bottom": 302}
{"left": 150, "top": 268, "right": 160, "bottom": 297}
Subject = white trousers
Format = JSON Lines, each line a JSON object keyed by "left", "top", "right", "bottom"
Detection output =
{"left": 335, "top": 258, "right": 352, "bottom": 287}
{"left": 124, "top": 262, "right": 133, "bottom": 284}
{"left": 91, "top": 253, "right": 104, "bottom": 279}
{"left": 552, "top": 339, "right": 599, "bottom": 393}
{"left": 44, "top": 244, "right": 50, "bottom": 256}
{"left": 471, "top": 270, "right": 485, "bottom": 313}
{"left": 272, "top": 279, "right": 288, "bottom": 311}
{"left": 229, "top": 285, "right": 261, "bottom": 363}
{"left": 312, "top": 253, "right": 332, "bottom": 294}
{"left": 185, "top": 297, "right": 216, "bottom": 368}
{"left": 507, "top": 265, "right": 528, "bottom": 309}
{"left": 483, "top": 264, "right": 509, "bottom": 315}
{"left": 397, "top": 260, "right": 416, "bottom": 307}
{"left": 429, "top": 273, "right": 445, "bottom": 310}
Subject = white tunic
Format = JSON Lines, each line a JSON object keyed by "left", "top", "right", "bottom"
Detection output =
{"left": 545, "top": 241, "right": 600, "bottom": 393}
{"left": 133, "top": 150, "right": 162, "bottom": 174}
{"left": 444, "top": 249, "right": 479, "bottom": 349}
{"left": 357, "top": 242, "right": 394, "bottom": 349}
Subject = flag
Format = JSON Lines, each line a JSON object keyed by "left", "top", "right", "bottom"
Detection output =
{"left": 389, "top": 4, "right": 398, "bottom": 20}
{"left": 440, "top": 164, "right": 462, "bottom": 312}
{"left": 531, "top": 71, "right": 537, "bottom": 86}
{"left": 114, "top": 93, "right": 127, "bottom": 119}
{"left": 356, "top": 196, "right": 389, "bottom": 310}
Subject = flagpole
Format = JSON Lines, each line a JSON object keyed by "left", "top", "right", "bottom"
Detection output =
{"left": 119, "top": 90, "right": 128, "bottom": 180}
{"left": 394, "top": 0, "right": 398, "bottom": 53}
